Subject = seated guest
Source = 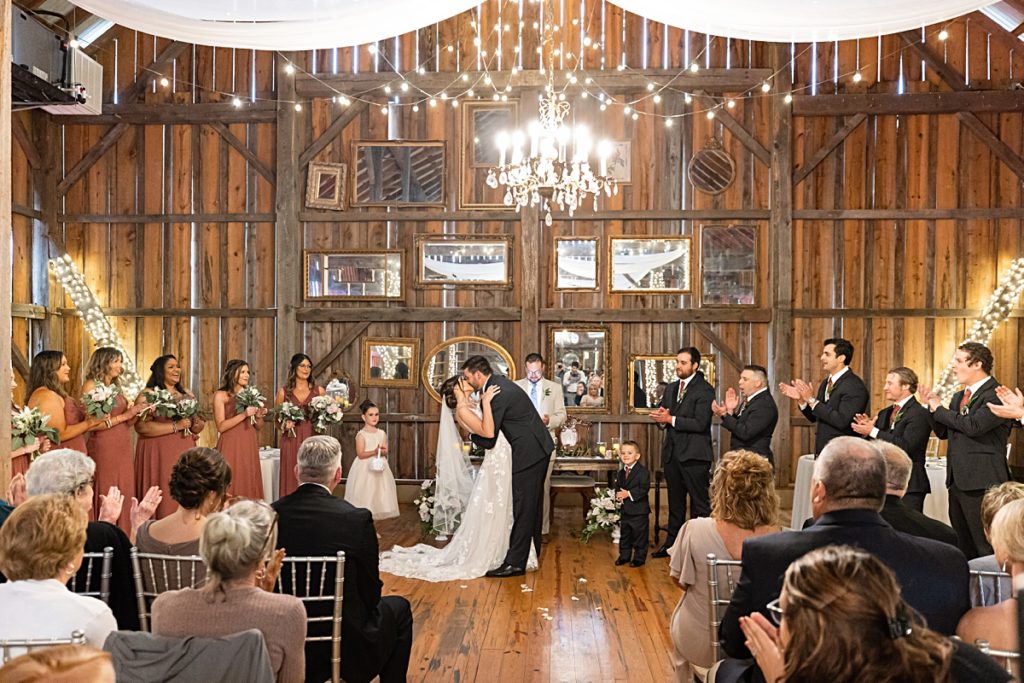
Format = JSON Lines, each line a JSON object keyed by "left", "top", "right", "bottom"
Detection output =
{"left": 151, "top": 500, "right": 307, "bottom": 683}
{"left": 0, "top": 644, "right": 115, "bottom": 682}
{"left": 957, "top": 498, "right": 1023, "bottom": 676}
{"left": 668, "top": 450, "right": 779, "bottom": 682}
{"left": 273, "top": 436, "right": 413, "bottom": 683}
{"left": 739, "top": 545, "right": 1011, "bottom": 683}
{"left": 25, "top": 450, "right": 144, "bottom": 630}
{"left": 0, "top": 495, "right": 118, "bottom": 655}
{"left": 969, "top": 481, "right": 1024, "bottom": 606}
{"left": 876, "top": 441, "right": 958, "bottom": 547}
{"left": 136, "top": 447, "right": 232, "bottom": 557}
{"left": 720, "top": 437, "right": 969, "bottom": 674}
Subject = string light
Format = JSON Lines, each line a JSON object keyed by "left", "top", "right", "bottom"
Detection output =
{"left": 938, "top": 29, "right": 949, "bottom": 41}
{"left": 784, "top": 93, "right": 793, "bottom": 103}
{"left": 159, "top": 77, "right": 169, "bottom": 87}
{"left": 853, "top": 71, "right": 863, "bottom": 82}
{"left": 284, "top": 63, "right": 295, "bottom": 75}
{"left": 232, "top": 96, "right": 242, "bottom": 107}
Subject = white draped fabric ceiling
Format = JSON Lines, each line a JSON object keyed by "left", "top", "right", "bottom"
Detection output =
{"left": 70, "top": 0, "right": 996, "bottom": 50}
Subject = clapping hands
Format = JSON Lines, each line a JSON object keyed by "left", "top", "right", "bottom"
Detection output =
{"left": 851, "top": 413, "right": 875, "bottom": 436}
{"left": 779, "top": 380, "right": 814, "bottom": 403}
{"left": 98, "top": 486, "right": 125, "bottom": 525}
{"left": 990, "top": 386, "right": 1024, "bottom": 420}
{"left": 918, "top": 383, "right": 941, "bottom": 410}
{"left": 739, "top": 612, "right": 785, "bottom": 683}
{"left": 256, "top": 548, "right": 286, "bottom": 592}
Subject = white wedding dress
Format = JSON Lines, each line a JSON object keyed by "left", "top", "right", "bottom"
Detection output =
{"left": 379, "top": 403, "right": 538, "bottom": 582}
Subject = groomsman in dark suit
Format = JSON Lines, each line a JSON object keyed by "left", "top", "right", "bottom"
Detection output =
{"left": 780, "top": 337, "right": 869, "bottom": 456}
{"left": 920, "top": 342, "right": 1013, "bottom": 559}
{"left": 649, "top": 347, "right": 714, "bottom": 558}
{"left": 852, "top": 366, "right": 933, "bottom": 511}
{"left": 713, "top": 364, "right": 778, "bottom": 464}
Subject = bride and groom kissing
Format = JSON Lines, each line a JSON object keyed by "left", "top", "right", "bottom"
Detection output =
{"left": 378, "top": 356, "right": 554, "bottom": 581}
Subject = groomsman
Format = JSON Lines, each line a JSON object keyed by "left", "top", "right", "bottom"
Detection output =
{"left": 851, "top": 367, "right": 933, "bottom": 511}
{"left": 780, "top": 337, "right": 869, "bottom": 456}
{"left": 515, "top": 353, "right": 567, "bottom": 537}
{"left": 649, "top": 347, "right": 714, "bottom": 558}
{"left": 712, "top": 364, "right": 778, "bottom": 464}
{"left": 920, "top": 342, "right": 1012, "bottom": 559}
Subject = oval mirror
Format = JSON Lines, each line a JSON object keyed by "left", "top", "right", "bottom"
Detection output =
{"left": 422, "top": 335, "right": 517, "bottom": 403}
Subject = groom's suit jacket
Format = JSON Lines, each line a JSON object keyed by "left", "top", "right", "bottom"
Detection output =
{"left": 471, "top": 374, "right": 555, "bottom": 473}
{"left": 514, "top": 377, "right": 567, "bottom": 442}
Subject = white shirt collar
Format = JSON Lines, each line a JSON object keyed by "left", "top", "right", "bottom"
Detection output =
{"left": 681, "top": 373, "right": 696, "bottom": 389}
{"left": 829, "top": 366, "right": 850, "bottom": 385}
{"left": 299, "top": 482, "right": 334, "bottom": 494}
{"left": 745, "top": 387, "right": 768, "bottom": 401}
{"left": 894, "top": 394, "right": 914, "bottom": 409}
{"left": 965, "top": 376, "right": 990, "bottom": 396}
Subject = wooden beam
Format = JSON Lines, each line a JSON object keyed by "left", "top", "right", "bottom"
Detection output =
{"left": 298, "top": 101, "right": 368, "bottom": 169}
{"left": 793, "top": 90, "right": 1024, "bottom": 116}
{"left": 12, "top": 203, "right": 42, "bottom": 220}
{"left": 312, "top": 321, "right": 370, "bottom": 378}
{"left": 208, "top": 122, "right": 275, "bottom": 185}
{"left": 693, "top": 322, "right": 745, "bottom": 371}
{"left": 538, "top": 308, "right": 772, "bottom": 323}
{"left": 295, "top": 68, "right": 774, "bottom": 98}
{"left": 694, "top": 92, "right": 771, "bottom": 166}
{"left": 58, "top": 307, "right": 276, "bottom": 317}
{"left": 1, "top": 0, "right": 13, "bottom": 496}
{"left": 794, "top": 207, "right": 1024, "bottom": 220}
{"left": 59, "top": 212, "right": 275, "bottom": 223}
{"left": 56, "top": 122, "right": 129, "bottom": 196}
{"left": 793, "top": 114, "right": 866, "bottom": 186}
{"left": 275, "top": 52, "right": 304, "bottom": 381}
{"left": 899, "top": 31, "right": 972, "bottom": 92}
{"left": 296, "top": 307, "right": 521, "bottom": 322}
{"left": 120, "top": 41, "right": 190, "bottom": 104}
{"left": 11, "top": 114, "right": 41, "bottom": 169}
{"left": 958, "top": 111, "right": 1024, "bottom": 182}
{"left": 12, "top": 303, "right": 45, "bottom": 319}
{"left": 299, "top": 208, "right": 772, "bottom": 223}
{"left": 793, "top": 307, "right": 1024, "bottom": 318}
{"left": 58, "top": 102, "right": 278, "bottom": 125}
{"left": 11, "top": 345, "right": 29, "bottom": 380}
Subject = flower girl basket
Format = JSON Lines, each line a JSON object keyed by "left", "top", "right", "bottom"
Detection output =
{"left": 369, "top": 446, "right": 388, "bottom": 473}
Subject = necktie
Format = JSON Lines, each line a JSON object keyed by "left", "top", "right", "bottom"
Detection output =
{"left": 530, "top": 381, "right": 540, "bottom": 413}
{"left": 625, "top": 466, "right": 632, "bottom": 479}
{"left": 825, "top": 377, "right": 834, "bottom": 401}
{"left": 890, "top": 402, "right": 903, "bottom": 429}
{"left": 737, "top": 396, "right": 748, "bottom": 416}
{"left": 959, "top": 389, "right": 973, "bottom": 414}
{"left": 676, "top": 382, "right": 686, "bottom": 405}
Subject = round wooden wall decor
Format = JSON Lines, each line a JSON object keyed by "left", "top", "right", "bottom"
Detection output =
{"left": 687, "top": 138, "right": 736, "bottom": 195}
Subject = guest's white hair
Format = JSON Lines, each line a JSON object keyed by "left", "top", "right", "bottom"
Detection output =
{"left": 26, "top": 449, "right": 95, "bottom": 497}
{"left": 201, "top": 500, "right": 277, "bottom": 592}
{"left": 297, "top": 435, "right": 342, "bottom": 484}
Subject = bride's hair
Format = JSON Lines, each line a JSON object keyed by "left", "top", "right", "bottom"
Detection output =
{"left": 439, "top": 375, "right": 461, "bottom": 410}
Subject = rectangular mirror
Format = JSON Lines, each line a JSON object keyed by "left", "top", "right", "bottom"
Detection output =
{"left": 549, "top": 326, "right": 610, "bottom": 412}
{"left": 352, "top": 141, "right": 445, "bottom": 206}
{"left": 305, "top": 162, "right": 347, "bottom": 210}
{"left": 700, "top": 224, "right": 757, "bottom": 306}
{"left": 609, "top": 236, "right": 691, "bottom": 293}
{"left": 627, "top": 353, "right": 718, "bottom": 414}
{"left": 415, "top": 234, "right": 513, "bottom": 287}
{"left": 303, "top": 250, "right": 403, "bottom": 301}
{"left": 554, "top": 236, "right": 599, "bottom": 291}
{"left": 362, "top": 337, "right": 419, "bottom": 388}
{"left": 461, "top": 101, "right": 518, "bottom": 208}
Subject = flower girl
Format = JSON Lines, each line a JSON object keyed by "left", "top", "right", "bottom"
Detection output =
{"left": 344, "top": 399, "right": 399, "bottom": 520}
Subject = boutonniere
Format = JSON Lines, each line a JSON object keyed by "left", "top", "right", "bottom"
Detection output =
{"left": 544, "top": 388, "right": 551, "bottom": 397}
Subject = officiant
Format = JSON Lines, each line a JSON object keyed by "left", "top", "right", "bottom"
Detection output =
{"left": 515, "top": 353, "right": 567, "bottom": 538}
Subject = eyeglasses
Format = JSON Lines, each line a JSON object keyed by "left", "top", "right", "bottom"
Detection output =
{"left": 766, "top": 598, "right": 785, "bottom": 626}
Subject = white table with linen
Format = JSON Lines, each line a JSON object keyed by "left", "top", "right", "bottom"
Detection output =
{"left": 259, "top": 447, "right": 281, "bottom": 504}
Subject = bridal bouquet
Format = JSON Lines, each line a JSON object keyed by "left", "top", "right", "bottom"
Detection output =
{"left": 277, "top": 401, "right": 306, "bottom": 438}
{"left": 580, "top": 487, "right": 621, "bottom": 544}
{"left": 80, "top": 383, "right": 119, "bottom": 419}
{"left": 412, "top": 480, "right": 438, "bottom": 536}
{"left": 175, "top": 397, "right": 202, "bottom": 419}
{"left": 309, "top": 395, "right": 344, "bottom": 434}
{"left": 235, "top": 386, "right": 267, "bottom": 426}
{"left": 142, "top": 387, "right": 179, "bottom": 419}
{"left": 11, "top": 406, "right": 59, "bottom": 453}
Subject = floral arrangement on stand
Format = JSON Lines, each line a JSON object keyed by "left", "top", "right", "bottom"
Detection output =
{"left": 277, "top": 402, "right": 306, "bottom": 438}
{"left": 580, "top": 487, "right": 622, "bottom": 544}
{"left": 235, "top": 386, "right": 267, "bottom": 426}
{"left": 413, "top": 480, "right": 438, "bottom": 536}
{"left": 11, "top": 407, "right": 59, "bottom": 455}
{"left": 309, "top": 395, "right": 345, "bottom": 434}
{"left": 80, "top": 383, "right": 119, "bottom": 419}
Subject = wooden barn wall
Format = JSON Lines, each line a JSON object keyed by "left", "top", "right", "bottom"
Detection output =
{"left": 10, "top": 3, "right": 1024, "bottom": 480}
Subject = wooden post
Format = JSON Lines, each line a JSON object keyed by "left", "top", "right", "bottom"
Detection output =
{"left": 275, "top": 52, "right": 302, "bottom": 381}
{"left": 768, "top": 44, "right": 795, "bottom": 486}
{"left": 519, "top": 88, "right": 541, "bottom": 361}
{"left": 1, "top": 0, "right": 14, "bottom": 493}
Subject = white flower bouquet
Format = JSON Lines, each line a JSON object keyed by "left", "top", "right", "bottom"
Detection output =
{"left": 175, "top": 397, "right": 202, "bottom": 419}
{"left": 142, "top": 387, "right": 178, "bottom": 419}
{"left": 412, "top": 479, "right": 439, "bottom": 536}
{"left": 277, "top": 401, "right": 306, "bottom": 438}
{"left": 81, "top": 383, "right": 119, "bottom": 419}
{"left": 11, "top": 406, "right": 59, "bottom": 453}
{"left": 580, "top": 487, "right": 622, "bottom": 544}
{"left": 235, "top": 386, "right": 267, "bottom": 426}
{"left": 309, "top": 395, "right": 344, "bottom": 434}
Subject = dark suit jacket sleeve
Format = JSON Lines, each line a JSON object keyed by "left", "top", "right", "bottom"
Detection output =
{"left": 625, "top": 468, "right": 650, "bottom": 501}
{"left": 671, "top": 385, "right": 713, "bottom": 434}
{"left": 721, "top": 402, "right": 776, "bottom": 443}
{"left": 355, "top": 507, "right": 384, "bottom": 604}
{"left": 470, "top": 386, "right": 504, "bottom": 450}
{"left": 799, "top": 402, "right": 818, "bottom": 423}
{"left": 874, "top": 408, "right": 932, "bottom": 454}
{"left": 932, "top": 402, "right": 1009, "bottom": 439}
{"left": 809, "top": 379, "right": 869, "bottom": 431}
{"left": 932, "top": 397, "right": 952, "bottom": 440}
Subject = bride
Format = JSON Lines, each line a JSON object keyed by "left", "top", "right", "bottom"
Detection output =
{"left": 379, "top": 375, "right": 537, "bottom": 582}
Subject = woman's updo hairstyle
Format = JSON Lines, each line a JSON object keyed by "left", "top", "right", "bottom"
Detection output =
{"left": 199, "top": 500, "right": 276, "bottom": 595}
{"left": 169, "top": 447, "right": 232, "bottom": 511}
{"left": 439, "top": 375, "right": 461, "bottom": 410}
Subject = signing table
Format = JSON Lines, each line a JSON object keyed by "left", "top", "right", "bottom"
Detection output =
{"left": 790, "top": 454, "right": 950, "bottom": 530}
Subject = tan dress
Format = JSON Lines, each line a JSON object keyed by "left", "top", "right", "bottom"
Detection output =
{"left": 344, "top": 428, "right": 399, "bottom": 520}
{"left": 668, "top": 516, "right": 731, "bottom": 683}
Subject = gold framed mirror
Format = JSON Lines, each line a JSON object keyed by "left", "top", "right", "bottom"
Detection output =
{"left": 548, "top": 326, "right": 610, "bottom": 413}
{"left": 422, "top": 335, "right": 517, "bottom": 403}
{"left": 627, "top": 353, "right": 718, "bottom": 414}
{"left": 361, "top": 337, "right": 419, "bottom": 388}
{"left": 305, "top": 162, "right": 347, "bottom": 210}
{"left": 608, "top": 236, "right": 691, "bottom": 293}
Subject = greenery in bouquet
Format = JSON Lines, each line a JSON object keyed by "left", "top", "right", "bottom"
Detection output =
{"left": 580, "top": 487, "right": 622, "bottom": 543}
{"left": 412, "top": 479, "right": 437, "bottom": 536}
{"left": 277, "top": 401, "right": 306, "bottom": 438}
{"left": 142, "top": 387, "right": 178, "bottom": 419}
{"left": 11, "top": 406, "right": 59, "bottom": 453}
{"left": 309, "top": 395, "right": 344, "bottom": 434}
{"left": 235, "top": 386, "right": 267, "bottom": 426}
{"left": 174, "top": 396, "right": 203, "bottom": 420}
{"left": 80, "top": 383, "right": 119, "bottom": 419}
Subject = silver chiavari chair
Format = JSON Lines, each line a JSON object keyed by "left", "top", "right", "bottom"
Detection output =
{"left": 67, "top": 546, "right": 113, "bottom": 604}
{"left": 707, "top": 553, "right": 744, "bottom": 663}
{"left": 0, "top": 630, "right": 86, "bottom": 663}
{"left": 969, "top": 567, "right": 1012, "bottom": 608}
{"left": 275, "top": 552, "right": 345, "bottom": 683}
{"left": 974, "top": 638, "right": 1020, "bottom": 676}
{"left": 130, "top": 548, "right": 208, "bottom": 632}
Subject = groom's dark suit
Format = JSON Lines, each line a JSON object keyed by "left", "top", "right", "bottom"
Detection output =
{"left": 471, "top": 374, "right": 555, "bottom": 569}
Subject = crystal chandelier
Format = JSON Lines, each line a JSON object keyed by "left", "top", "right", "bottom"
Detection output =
{"left": 486, "top": 0, "right": 617, "bottom": 226}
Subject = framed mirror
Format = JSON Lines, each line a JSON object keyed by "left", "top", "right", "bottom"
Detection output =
{"left": 548, "top": 326, "right": 610, "bottom": 412}
{"left": 627, "top": 353, "right": 718, "bottom": 414}
{"left": 554, "top": 236, "right": 599, "bottom": 291}
{"left": 422, "top": 336, "right": 517, "bottom": 403}
{"left": 304, "top": 250, "right": 403, "bottom": 301}
{"left": 700, "top": 224, "right": 757, "bottom": 306}
{"left": 305, "top": 162, "right": 347, "bottom": 210}
{"left": 352, "top": 141, "right": 445, "bottom": 206}
{"left": 461, "top": 101, "right": 519, "bottom": 208}
{"left": 609, "top": 236, "right": 691, "bottom": 293}
{"left": 361, "top": 337, "right": 419, "bottom": 388}
{"left": 415, "top": 233, "right": 513, "bottom": 287}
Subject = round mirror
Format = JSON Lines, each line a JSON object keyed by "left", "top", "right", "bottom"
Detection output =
{"left": 422, "top": 335, "right": 517, "bottom": 403}
{"left": 687, "top": 137, "right": 736, "bottom": 195}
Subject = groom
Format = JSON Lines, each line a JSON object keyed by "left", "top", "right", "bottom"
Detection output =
{"left": 462, "top": 355, "right": 555, "bottom": 578}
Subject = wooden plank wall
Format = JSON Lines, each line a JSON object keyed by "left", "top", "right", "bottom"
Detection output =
{"left": 10, "top": 3, "right": 1024, "bottom": 479}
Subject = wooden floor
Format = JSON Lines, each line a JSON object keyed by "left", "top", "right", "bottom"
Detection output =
{"left": 376, "top": 505, "right": 681, "bottom": 683}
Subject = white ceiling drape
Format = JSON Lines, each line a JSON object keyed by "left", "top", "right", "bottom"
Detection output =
{"left": 70, "top": 0, "right": 996, "bottom": 50}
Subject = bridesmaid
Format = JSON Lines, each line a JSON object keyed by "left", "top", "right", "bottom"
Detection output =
{"left": 11, "top": 374, "right": 52, "bottom": 476}
{"left": 82, "top": 347, "right": 149, "bottom": 533}
{"left": 26, "top": 350, "right": 101, "bottom": 454}
{"left": 274, "top": 353, "right": 324, "bottom": 497}
{"left": 213, "top": 359, "right": 266, "bottom": 501}
{"left": 135, "top": 355, "right": 206, "bottom": 519}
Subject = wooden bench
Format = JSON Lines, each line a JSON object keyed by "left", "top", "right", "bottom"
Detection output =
{"left": 549, "top": 474, "right": 597, "bottom": 525}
